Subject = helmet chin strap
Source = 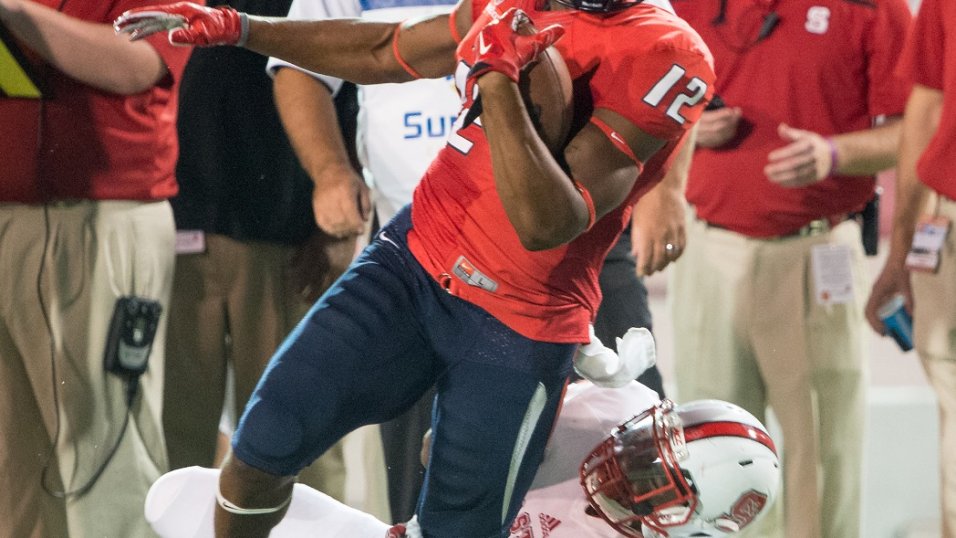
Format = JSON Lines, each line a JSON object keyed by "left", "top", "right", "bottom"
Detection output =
{"left": 552, "top": 0, "right": 645, "bottom": 14}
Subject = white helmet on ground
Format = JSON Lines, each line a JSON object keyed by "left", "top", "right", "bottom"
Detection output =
{"left": 579, "top": 399, "right": 780, "bottom": 537}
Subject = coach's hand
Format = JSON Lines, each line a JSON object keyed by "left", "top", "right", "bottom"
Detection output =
{"left": 114, "top": 2, "right": 248, "bottom": 46}
{"left": 631, "top": 184, "right": 686, "bottom": 277}
{"left": 765, "top": 123, "right": 834, "bottom": 187}
{"left": 695, "top": 106, "right": 742, "bottom": 149}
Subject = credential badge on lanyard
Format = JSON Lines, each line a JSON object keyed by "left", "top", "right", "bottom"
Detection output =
{"left": 905, "top": 214, "right": 951, "bottom": 273}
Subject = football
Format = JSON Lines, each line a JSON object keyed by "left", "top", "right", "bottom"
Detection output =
{"left": 519, "top": 45, "right": 574, "bottom": 156}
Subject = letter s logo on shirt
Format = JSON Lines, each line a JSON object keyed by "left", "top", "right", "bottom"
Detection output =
{"left": 805, "top": 6, "right": 831, "bottom": 34}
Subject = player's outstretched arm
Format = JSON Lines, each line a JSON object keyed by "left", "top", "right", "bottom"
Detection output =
{"left": 114, "top": 1, "right": 466, "bottom": 83}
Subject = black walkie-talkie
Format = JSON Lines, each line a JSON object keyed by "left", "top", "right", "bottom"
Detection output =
{"left": 103, "top": 296, "right": 162, "bottom": 377}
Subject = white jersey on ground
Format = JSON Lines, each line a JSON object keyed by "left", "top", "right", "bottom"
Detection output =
{"left": 145, "top": 467, "right": 392, "bottom": 537}
{"left": 510, "top": 380, "right": 659, "bottom": 538}
{"left": 146, "top": 382, "right": 658, "bottom": 537}
{"left": 266, "top": 0, "right": 461, "bottom": 225}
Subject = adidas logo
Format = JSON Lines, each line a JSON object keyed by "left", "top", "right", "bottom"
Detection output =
{"left": 539, "top": 513, "right": 562, "bottom": 535}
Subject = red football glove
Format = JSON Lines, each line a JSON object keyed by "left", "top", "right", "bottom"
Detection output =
{"left": 467, "top": 8, "right": 564, "bottom": 83}
{"left": 461, "top": 8, "right": 563, "bottom": 127}
{"left": 114, "top": 2, "right": 247, "bottom": 47}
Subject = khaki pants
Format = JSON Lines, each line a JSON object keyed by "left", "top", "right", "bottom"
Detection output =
{"left": 670, "top": 215, "right": 868, "bottom": 538}
{"left": 912, "top": 195, "right": 956, "bottom": 538}
{"left": 0, "top": 201, "right": 174, "bottom": 538}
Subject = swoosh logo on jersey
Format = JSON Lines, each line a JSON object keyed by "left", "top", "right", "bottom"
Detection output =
{"left": 478, "top": 32, "right": 492, "bottom": 55}
{"left": 610, "top": 130, "right": 626, "bottom": 146}
{"left": 379, "top": 230, "right": 399, "bottom": 249}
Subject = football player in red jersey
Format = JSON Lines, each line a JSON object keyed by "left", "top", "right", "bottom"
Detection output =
{"left": 116, "top": 1, "right": 715, "bottom": 536}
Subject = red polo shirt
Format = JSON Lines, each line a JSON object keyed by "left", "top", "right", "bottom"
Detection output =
{"left": 896, "top": 0, "right": 956, "bottom": 201}
{"left": 674, "top": 0, "right": 911, "bottom": 237}
{"left": 0, "top": 0, "right": 193, "bottom": 203}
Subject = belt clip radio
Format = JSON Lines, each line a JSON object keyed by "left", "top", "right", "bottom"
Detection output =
{"left": 859, "top": 187, "right": 881, "bottom": 257}
{"left": 103, "top": 295, "right": 162, "bottom": 378}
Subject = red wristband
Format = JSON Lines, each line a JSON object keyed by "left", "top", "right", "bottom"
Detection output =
{"left": 448, "top": 9, "right": 463, "bottom": 43}
{"left": 392, "top": 24, "right": 423, "bottom": 79}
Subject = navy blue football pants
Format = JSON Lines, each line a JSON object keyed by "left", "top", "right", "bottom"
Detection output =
{"left": 232, "top": 207, "right": 575, "bottom": 537}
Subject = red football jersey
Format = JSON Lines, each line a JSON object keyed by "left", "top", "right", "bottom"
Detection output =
{"left": 896, "top": 0, "right": 956, "bottom": 200}
{"left": 407, "top": 0, "right": 714, "bottom": 343}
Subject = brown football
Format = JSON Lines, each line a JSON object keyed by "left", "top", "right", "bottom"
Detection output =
{"left": 518, "top": 45, "right": 574, "bottom": 156}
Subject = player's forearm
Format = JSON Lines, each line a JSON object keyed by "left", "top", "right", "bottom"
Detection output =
{"left": 830, "top": 117, "right": 902, "bottom": 176}
{"left": 246, "top": 17, "right": 405, "bottom": 84}
{"left": 273, "top": 68, "right": 355, "bottom": 186}
{"left": 653, "top": 127, "right": 696, "bottom": 195}
{"left": 886, "top": 87, "right": 941, "bottom": 267}
{"left": 245, "top": 16, "right": 455, "bottom": 84}
{"left": 0, "top": 1, "right": 165, "bottom": 94}
{"left": 478, "top": 73, "right": 588, "bottom": 251}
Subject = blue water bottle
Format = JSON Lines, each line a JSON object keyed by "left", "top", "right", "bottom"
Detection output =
{"left": 878, "top": 294, "right": 914, "bottom": 352}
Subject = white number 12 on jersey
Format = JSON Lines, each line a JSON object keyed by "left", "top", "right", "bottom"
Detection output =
{"left": 643, "top": 64, "right": 708, "bottom": 125}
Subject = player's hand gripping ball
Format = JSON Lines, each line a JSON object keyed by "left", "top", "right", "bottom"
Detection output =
{"left": 517, "top": 33, "right": 573, "bottom": 155}
{"left": 468, "top": 8, "right": 564, "bottom": 83}
{"left": 464, "top": 8, "right": 573, "bottom": 154}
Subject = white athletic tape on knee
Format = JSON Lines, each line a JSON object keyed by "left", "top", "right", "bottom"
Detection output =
{"left": 216, "top": 485, "right": 292, "bottom": 516}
